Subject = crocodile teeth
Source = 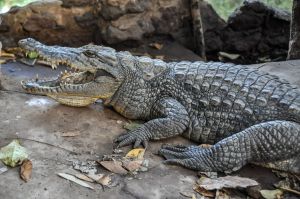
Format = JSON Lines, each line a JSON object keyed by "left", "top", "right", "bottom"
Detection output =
{"left": 51, "top": 62, "right": 57, "bottom": 70}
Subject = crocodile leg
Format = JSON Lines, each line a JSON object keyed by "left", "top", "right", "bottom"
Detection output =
{"left": 114, "top": 98, "right": 190, "bottom": 148}
{"left": 159, "top": 120, "right": 300, "bottom": 173}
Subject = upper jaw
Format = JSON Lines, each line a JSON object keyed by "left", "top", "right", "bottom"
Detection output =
{"left": 18, "top": 38, "right": 95, "bottom": 72}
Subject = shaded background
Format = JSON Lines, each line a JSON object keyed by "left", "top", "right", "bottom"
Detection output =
{"left": 0, "top": 0, "right": 293, "bottom": 19}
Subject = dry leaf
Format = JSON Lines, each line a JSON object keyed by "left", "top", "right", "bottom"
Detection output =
{"left": 20, "top": 159, "right": 32, "bottom": 182}
{"left": 57, "top": 173, "right": 94, "bottom": 190}
{"left": 86, "top": 173, "right": 104, "bottom": 181}
{"left": 180, "top": 191, "right": 196, "bottom": 198}
{"left": 125, "top": 148, "right": 145, "bottom": 160}
{"left": 260, "top": 189, "right": 283, "bottom": 199}
{"left": 62, "top": 130, "right": 80, "bottom": 137}
{"left": 0, "top": 51, "right": 16, "bottom": 58}
{"left": 122, "top": 160, "right": 143, "bottom": 172}
{"left": 198, "top": 176, "right": 259, "bottom": 190}
{"left": 149, "top": 43, "right": 163, "bottom": 50}
{"left": 98, "top": 175, "right": 111, "bottom": 186}
{"left": 218, "top": 52, "right": 240, "bottom": 60}
{"left": 0, "top": 59, "right": 7, "bottom": 64}
{"left": 215, "top": 189, "right": 230, "bottom": 199}
{"left": 155, "top": 55, "right": 165, "bottom": 60}
{"left": 99, "top": 161, "right": 128, "bottom": 175}
{"left": 74, "top": 174, "right": 94, "bottom": 183}
{"left": 193, "top": 185, "right": 215, "bottom": 197}
{"left": 199, "top": 144, "right": 212, "bottom": 148}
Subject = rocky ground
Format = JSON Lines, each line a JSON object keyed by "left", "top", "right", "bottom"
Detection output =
{"left": 0, "top": 42, "right": 300, "bottom": 199}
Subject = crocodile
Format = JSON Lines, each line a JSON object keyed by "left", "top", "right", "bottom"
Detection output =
{"left": 19, "top": 38, "right": 300, "bottom": 174}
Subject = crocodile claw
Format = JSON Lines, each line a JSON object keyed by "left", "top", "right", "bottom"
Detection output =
{"left": 159, "top": 145, "right": 204, "bottom": 170}
{"left": 114, "top": 127, "right": 149, "bottom": 148}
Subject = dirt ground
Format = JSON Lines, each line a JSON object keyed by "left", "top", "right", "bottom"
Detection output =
{"left": 0, "top": 45, "right": 300, "bottom": 199}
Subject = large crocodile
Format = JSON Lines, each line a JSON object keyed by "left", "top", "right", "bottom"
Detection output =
{"left": 19, "top": 38, "right": 300, "bottom": 174}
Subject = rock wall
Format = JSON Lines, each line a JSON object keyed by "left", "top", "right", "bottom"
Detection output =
{"left": 288, "top": 0, "right": 300, "bottom": 60}
{"left": 221, "top": 0, "right": 291, "bottom": 63}
{"left": 0, "top": 0, "right": 292, "bottom": 64}
{"left": 0, "top": 0, "right": 224, "bottom": 53}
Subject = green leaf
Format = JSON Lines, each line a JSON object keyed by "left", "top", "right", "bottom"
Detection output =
{"left": 0, "top": 140, "right": 28, "bottom": 167}
{"left": 27, "top": 51, "right": 39, "bottom": 59}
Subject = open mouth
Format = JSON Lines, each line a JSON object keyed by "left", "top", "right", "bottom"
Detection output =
{"left": 21, "top": 69, "right": 113, "bottom": 107}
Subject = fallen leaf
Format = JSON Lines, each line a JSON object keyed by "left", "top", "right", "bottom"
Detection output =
{"left": 180, "top": 191, "right": 196, "bottom": 198}
{"left": 279, "top": 187, "right": 300, "bottom": 197}
{"left": 1, "top": 51, "right": 16, "bottom": 58}
{"left": 20, "top": 159, "right": 32, "bottom": 182}
{"left": 122, "top": 160, "right": 143, "bottom": 172}
{"left": 123, "top": 122, "right": 141, "bottom": 131}
{"left": 218, "top": 52, "right": 240, "bottom": 60}
{"left": 86, "top": 173, "right": 104, "bottom": 181}
{"left": 149, "top": 43, "right": 163, "bottom": 50}
{"left": 0, "top": 140, "right": 29, "bottom": 167}
{"left": 198, "top": 176, "right": 259, "bottom": 190}
{"left": 215, "top": 189, "right": 230, "bottom": 199}
{"left": 74, "top": 173, "right": 94, "bottom": 183}
{"left": 99, "top": 160, "right": 128, "bottom": 175}
{"left": 61, "top": 130, "right": 80, "bottom": 137}
{"left": 260, "top": 189, "right": 283, "bottom": 199}
{"left": 193, "top": 185, "right": 215, "bottom": 197}
{"left": 98, "top": 174, "right": 111, "bottom": 186}
{"left": 57, "top": 173, "right": 94, "bottom": 190}
{"left": 155, "top": 55, "right": 165, "bottom": 60}
{"left": 199, "top": 144, "right": 212, "bottom": 148}
{"left": 125, "top": 148, "right": 145, "bottom": 160}
{"left": 0, "top": 59, "right": 7, "bottom": 64}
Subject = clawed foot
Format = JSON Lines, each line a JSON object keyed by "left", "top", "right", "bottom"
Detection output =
{"left": 114, "top": 127, "right": 149, "bottom": 148}
{"left": 159, "top": 144, "right": 206, "bottom": 170}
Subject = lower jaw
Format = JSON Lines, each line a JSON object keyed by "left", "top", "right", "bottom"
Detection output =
{"left": 47, "top": 94, "right": 99, "bottom": 107}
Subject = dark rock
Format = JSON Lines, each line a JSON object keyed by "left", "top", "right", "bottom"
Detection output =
{"left": 74, "top": 12, "right": 98, "bottom": 28}
{"left": 246, "top": 185, "right": 262, "bottom": 199}
{"left": 62, "top": 0, "right": 97, "bottom": 8}
{"left": 23, "top": 14, "right": 57, "bottom": 32}
{"left": 100, "top": 0, "right": 151, "bottom": 20}
{"left": 0, "top": 24, "right": 10, "bottom": 32}
{"left": 288, "top": 0, "right": 300, "bottom": 59}
{"left": 221, "top": 0, "right": 291, "bottom": 64}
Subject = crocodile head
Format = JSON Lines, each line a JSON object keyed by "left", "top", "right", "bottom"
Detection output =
{"left": 19, "top": 38, "right": 122, "bottom": 107}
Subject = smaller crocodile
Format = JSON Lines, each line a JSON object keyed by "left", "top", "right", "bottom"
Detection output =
{"left": 19, "top": 38, "right": 300, "bottom": 174}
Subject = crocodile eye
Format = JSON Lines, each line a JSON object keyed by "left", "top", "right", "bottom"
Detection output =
{"left": 83, "top": 50, "right": 97, "bottom": 58}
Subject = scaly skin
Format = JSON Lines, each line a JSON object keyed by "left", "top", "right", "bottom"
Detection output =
{"left": 19, "top": 38, "right": 300, "bottom": 174}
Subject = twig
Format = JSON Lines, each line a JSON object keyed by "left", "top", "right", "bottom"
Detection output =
{"left": 2, "top": 137, "right": 79, "bottom": 155}
{"left": 280, "top": 187, "right": 300, "bottom": 196}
